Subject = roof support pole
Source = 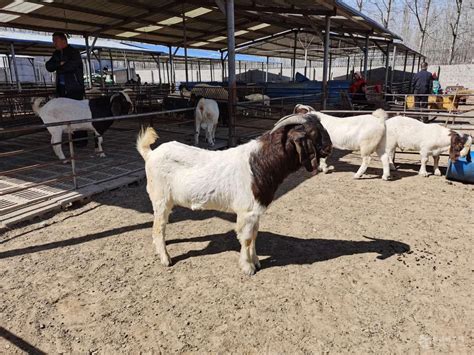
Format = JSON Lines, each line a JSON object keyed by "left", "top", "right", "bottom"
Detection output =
{"left": 210, "top": 59, "right": 213, "bottom": 81}
{"left": 329, "top": 53, "right": 333, "bottom": 80}
{"left": 108, "top": 49, "right": 115, "bottom": 84}
{"left": 390, "top": 45, "right": 397, "bottom": 92}
{"left": 346, "top": 56, "right": 350, "bottom": 80}
{"left": 384, "top": 42, "right": 390, "bottom": 93}
{"left": 10, "top": 43, "right": 21, "bottom": 91}
{"left": 168, "top": 45, "right": 174, "bottom": 85}
{"left": 292, "top": 30, "right": 297, "bottom": 82}
{"left": 221, "top": 52, "right": 224, "bottom": 81}
{"left": 417, "top": 55, "right": 421, "bottom": 71}
{"left": 322, "top": 15, "right": 331, "bottom": 109}
{"left": 182, "top": 8, "right": 189, "bottom": 84}
{"left": 266, "top": 57, "right": 269, "bottom": 82}
{"left": 158, "top": 56, "right": 162, "bottom": 85}
{"left": 165, "top": 59, "right": 169, "bottom": 84}
{"left": 363, "top": 33, "right": 369, "bottom": 79}
{"left": 226, "top": 0, "right": 237, "bottom": 147}
{"left": 98, "top": 49, "right": 105, "bottom": 89}
{"left": 409, "top": 53, "right": 416, "bottom": 92}
{"left": 402, "top": 49, "right": 408, "bottom": 91}
{"left": 84, "top": 36, "right": 93, "bottom": 88}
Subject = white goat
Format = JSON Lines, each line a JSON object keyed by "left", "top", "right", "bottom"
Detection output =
{"left": 294, "top": 104, "right": 390, "bottom": 180}
{"left": 137, "top": 113, "right": 332, "bottom": 275}
{"left": 194, "top": 97, "right": 219, "bottom": 146}
{"left": 243, "top": 93, "right": 271, "bottom": 117}
{"left": 32, "top": 91, "right": 132, "bottom": 162}
{"left": 244, "top": 93, "right": 270, "bottom": 106}
{"left": 379, "top": 115, "right": 472, "bottom": 177}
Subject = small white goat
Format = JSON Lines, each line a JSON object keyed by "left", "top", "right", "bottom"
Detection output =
{"left": 32, "top": 91, "right": 132, "bottom": 161}
{"left": 244, "top": 93, "right": 270, "bottom": 106}
{"left": 294, "top": 104, "right": 390, "bottom": 180}
{"left": 379, "top": 115, "right": 472, "bottom": 177}
{"left": 243, "top": 93, "right": 271, "bottom": 117}
{"left": 194, "top": 97, "right": 219, "bottom": 146}
{"left": 137, "top": 113, "right": 332, "bottom": 275}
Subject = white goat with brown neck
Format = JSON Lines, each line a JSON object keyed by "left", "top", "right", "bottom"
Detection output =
{"left": 294, "top": 104, "right": 391, "bottom": 180}
{"left": 379, "top": 115, "right": 472, "bottom": 177}
{"left": 137, "top": 113, "right": 332, "bottom": 275}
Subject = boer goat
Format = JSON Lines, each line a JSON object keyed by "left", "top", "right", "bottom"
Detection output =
{"left": 293, "top": 104, "right": 390, "bottom": 180}
{"left": 32, "top": 91, "right": 133, "bottom": 161}
{"left": 378, "top": 115, "right": 472, "bottom": 177}
{"left": 137, "top": 113, "right": 332, "bottom": 275}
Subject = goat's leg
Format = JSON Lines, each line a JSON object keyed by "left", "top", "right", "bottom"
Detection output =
{"left": 433, "top": 155, "right": 441, "bottom": 176}
{"left": 354, "top": 155, "right": 371, "bottom": 179}
{"left": 152, "top": 203, "right": 172, "bottom": 266}
{"left": 249, "top": 220, "right": 260, "bottom": 270}
{"left": 236, "top": 213, "right": 259, "bottom": 275}
{"left": 207, "top": 125, "right": 215, "bottom": 146}
{"left": 194, "top": 120, "right": 201, "bottom": 146}
{"left": 376, "top": 148, "right": 391, "bottom": 181}
{"left": 50, "top": 129, "right": 67, "bottom": 162}
{"left": 92, "top": 128, "right": 106, "bottom": 157}
{"left": 389, "top": 151, "right": 397, "bottom": 171}
{"left": 419, "top": 151, "right": 429, "bottom": 177}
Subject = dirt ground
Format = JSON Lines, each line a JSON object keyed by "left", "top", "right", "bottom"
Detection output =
{"left": 1, "top": 150, "right": 473, "bottom": 354}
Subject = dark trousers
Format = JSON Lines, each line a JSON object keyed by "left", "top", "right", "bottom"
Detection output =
{"left": 57, "top": 85, "right": 88, "bottom": 147}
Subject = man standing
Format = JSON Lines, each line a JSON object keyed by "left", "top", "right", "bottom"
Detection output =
{"left": 46, "top": 32, "right": 87, "bottom": 146}
{"left": 46, "top": 32, "right": 84, "bottom": 100}
{"left": 412, "top": 62, "right": 433, "bottom": 110}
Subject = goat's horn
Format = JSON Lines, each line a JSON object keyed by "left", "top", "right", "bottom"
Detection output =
{"left": 271, "top": 114, "right": 308, "bottom": 133}
{"left": 460, "top": 135, "right": 472, "bottom": 157}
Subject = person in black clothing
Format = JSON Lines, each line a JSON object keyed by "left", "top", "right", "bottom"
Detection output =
{"left": 46, "top": 32, "right": 87, "bottom": 146}
{"left": 412, "top": 62, "right": 433, "bottom": 111}
{"left": 46, "top": 32, "right": 84, "bottom": 99}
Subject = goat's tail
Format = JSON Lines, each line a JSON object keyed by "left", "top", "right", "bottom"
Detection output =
{"left": 372, "top": 108, "right": 388, "bottom": 123}
{"left": 137, "top": 127, "right": 159, "bottom": 161}
{"left": 31, "top": 97, "right": 44, "bottom": 116}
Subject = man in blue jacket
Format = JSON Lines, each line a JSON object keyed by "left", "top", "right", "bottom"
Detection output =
{"left": 46, "top": 32, "right": 87, "bottom": 146}
{"left": 412, "top": 62, "right": 433, "bottom": 111}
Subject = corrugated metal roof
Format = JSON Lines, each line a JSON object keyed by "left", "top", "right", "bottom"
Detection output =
{"left": 0, "top": 0, "right": 402, "bottom": 52}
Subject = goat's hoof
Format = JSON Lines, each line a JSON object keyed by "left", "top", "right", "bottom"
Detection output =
{"left": 353, "top": 174, "right": 362, "bottom": 179}
{"left": 434, "top": 169, "right": 441, "bottom": 176}
{"left": 418, "top": 171, "right": 429, "bottom": 177}
{"left": 98, "top": 153, "right": 106, "bottom": 158}
{"left": 382, "top": 175, "right": 391, "bottom": 181}
{"left": 240, "top": 261, "right": 256, "bottom": 275}
{"left": 254, "top": 260, "right": 261, "bottom": 270}
{"left": 160, "top": 255, "right": 172, "bottom": 267}
{"left": 62, "top": 159, "right": 70, "bottom": 164}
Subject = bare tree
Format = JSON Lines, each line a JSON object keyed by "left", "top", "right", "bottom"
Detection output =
{"left": 449, "top": 0, "right": 463, "bottom": 64}
{"left": 355, "top": 0, "right": 364, "bottom": 12}
{"left": 371, "top": 0, "right": 393, "bottom": 28}
{"left": 406, "top": 0, "right": 432, "bottom": 54}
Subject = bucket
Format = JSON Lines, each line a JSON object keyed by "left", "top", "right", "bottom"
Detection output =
{"left": 446, "top": 151, "right": 474, "bottom": 184}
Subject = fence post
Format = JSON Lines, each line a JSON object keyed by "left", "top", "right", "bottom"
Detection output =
{"left": 67, "top": 124, "right": 78, "bottom": 189}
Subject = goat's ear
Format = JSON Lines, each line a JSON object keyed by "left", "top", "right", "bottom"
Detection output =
{"left": 287, "top": 128, "right": 315, "bottom": 172}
